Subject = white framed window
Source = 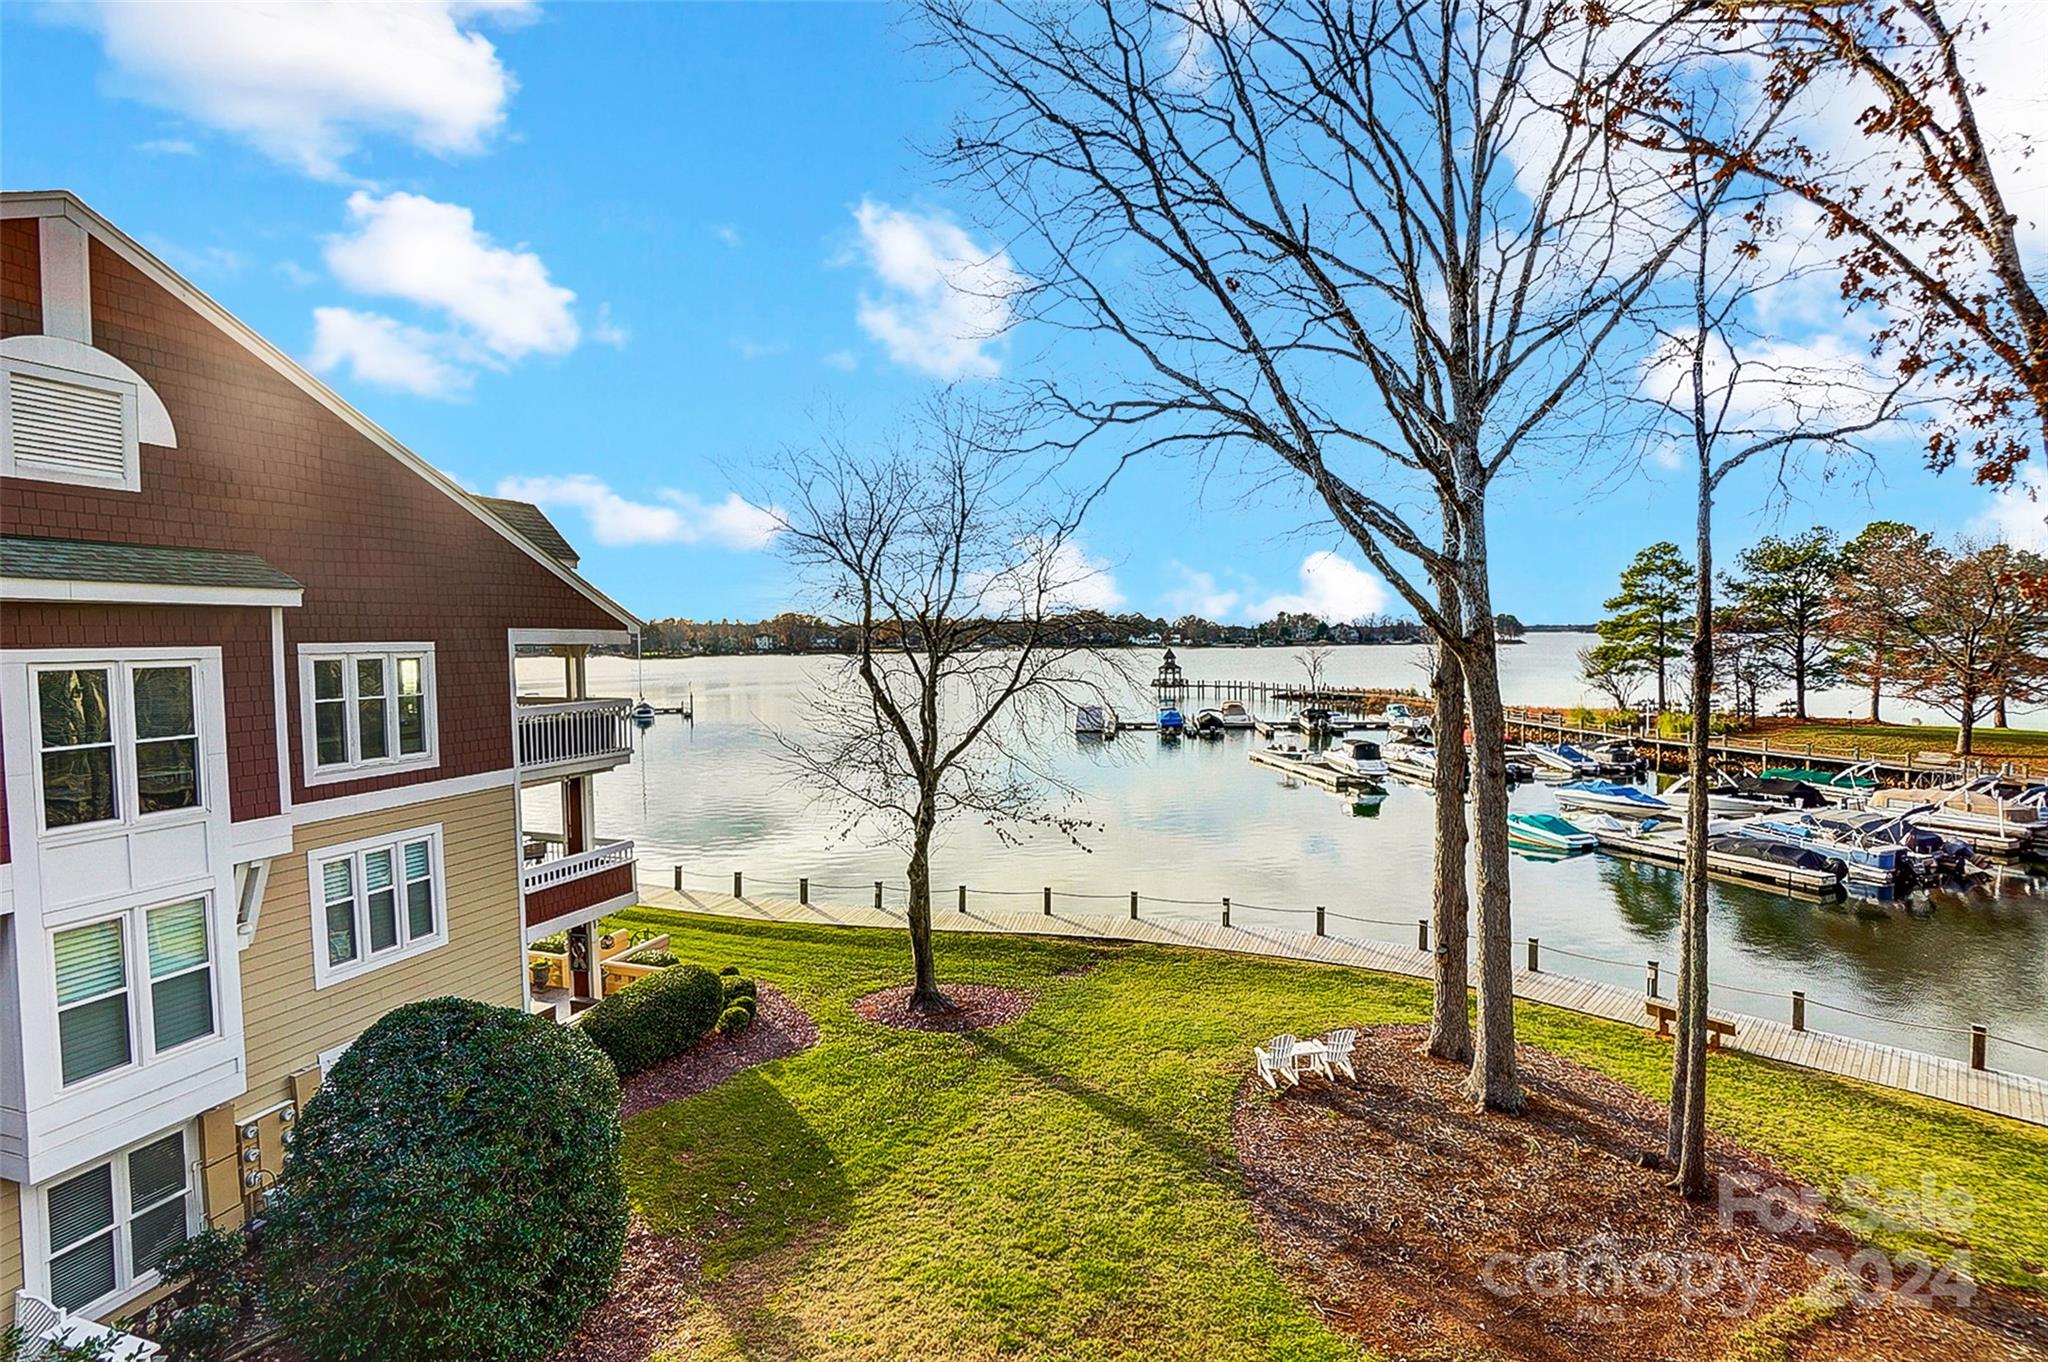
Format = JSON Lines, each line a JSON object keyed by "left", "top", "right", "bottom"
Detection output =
{"left": 309, "top": 825, "right": 446, "bottom": 988}
{"left": 39, "top": 1126, "right": 197, "bottom": 1314}
{"left": 297, "top": 644, "right": 437, "bottom": 783}
{"left": 51, "top": 896, "right": 218, "bottom": 1088}
{"left": 0, "top": 355, "right": 142, "bottom": 493}
{"left": 32, "top": 660, "right": 203, "bottom": 833}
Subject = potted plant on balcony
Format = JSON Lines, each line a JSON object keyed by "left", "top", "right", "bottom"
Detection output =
{"left": 530, "top": 958, "right": 553, "bottom": 989}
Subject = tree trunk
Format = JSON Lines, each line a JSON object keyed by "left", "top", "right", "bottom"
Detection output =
{"left": 1669, "top": 472, "right": 1713, "bottom": 1198}
{"left": 1655, "top": 619, "right": 1667, "bottom": 714}
{"left": 904, "top": 795, "right": 951, "bottom": 1013}
{"left": 1956, "top": 694, "right": 1976, "bottom": 756}
{"left": 1426, "top": 574, "right": 1472, "bottom": 1064}
{"left": 1993, "top": 678, "right": 2008, "bottom": 730}
{"left": 1869, "top": 644, "right": 1883, "bottom": 723}
{"left": 1454, "top": 508, "right": 1522, "bottom": 1110}
{"left": 1793, "top": 645, "right": 1807, "bottom": 719}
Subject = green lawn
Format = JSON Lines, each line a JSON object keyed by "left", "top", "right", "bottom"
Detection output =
{"left": 606, "top": 907, "right": 2048, "bottom": 1361}
{"left": 1744, "top": 719, "right": 2048, "bottom": 765}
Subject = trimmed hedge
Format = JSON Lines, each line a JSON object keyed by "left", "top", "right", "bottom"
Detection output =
{"left": 264, "top": 998, "right": 626, "bottom": 1362}
{"left": 577, "top": 963, "right": 723, "bottom": 1076}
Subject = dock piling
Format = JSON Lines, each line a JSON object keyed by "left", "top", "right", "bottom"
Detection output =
{"left": 1646, "top": 959, "right": 1660, "bottom": 998}
{"left": 1315, "top": 905, "right": 1325, "bottom": 937}
{"left": 1417, "top": 919, "right": 1429, "bottom": 953}
{"left": 1527, "top": 937, "right": 1539, "bottom": 972}
{"left": 672, "top": 866, "right": 682, "bottom": 893}
{"left": 1222, "top": 896, "right": 1231, "bottom": 927}
{"left": 1043, "top": 886, "right": 1052, "bottom": 916}
{"left": 1971, "top": 1025, "right": 1988, "bottom": 1071}
{"left": 874, "top": 880, "right": 883, "bottom": 911}
{"left": 800, "top": 877, "right": 809, "bottom": 906}
{"left": 1791, "top": 990, "right": 1804, "bottom": 1031}
{"left": 958, "top": 884, "right": 966, "bottom": 913}
{"left": 733, "top": 871, "right": 743, "bottom": 899}
{"left": 1129, "top": 891, "right": 1138, "bottom": 921}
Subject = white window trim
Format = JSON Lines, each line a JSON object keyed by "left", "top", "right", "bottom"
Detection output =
{"left": 29, "top": 657, "right": 209, "bottom": 841}
{"left": 0, "top": 354, "right": 143, "bottom": 492}
{"left": 27, "top": 1122, "right": 200, "bottom": 1320}
{"left": 49, "top": 894, "right": 220, "bottom": 1093}
{"left": 306, "top": 823, "right": 448, "bottom": 989}
{"left": 296, "top": 642, "right": 439, "bottom": 786}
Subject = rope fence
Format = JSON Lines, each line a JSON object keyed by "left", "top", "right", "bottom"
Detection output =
{"left": 648, "top": 863, "right": 2046, "bottom": 1078}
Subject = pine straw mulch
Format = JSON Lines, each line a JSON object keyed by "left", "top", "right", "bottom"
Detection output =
{"left": 1231, "top": 1024, "right": 2048, "bottom": 1362}
{"left": 544, "top": 1217, "right": 707, "bottom": 1362}
{"left": 619, "top": 983, "right": 820, "bottom": 1120}
{"left": 852, "top": 982, "right": 1034, "bottom": 1032}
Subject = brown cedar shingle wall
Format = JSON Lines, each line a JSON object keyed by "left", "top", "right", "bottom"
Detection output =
{"left": 0, "top": 218, "right": 626, "bottom": 861}
{"left": 0, "top": 603, "right": 279, "bottom": 828}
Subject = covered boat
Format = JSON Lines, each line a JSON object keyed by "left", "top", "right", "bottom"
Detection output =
{"left": 1507, "top": 812, "right": 1596, "bottom": 853}
{"left": 1552, "top": 779, "right": 1675, "bottom": 818}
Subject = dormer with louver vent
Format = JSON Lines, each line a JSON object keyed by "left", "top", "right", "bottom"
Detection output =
{"left": 0, "top": 214, "right": 178, "bottom": 493}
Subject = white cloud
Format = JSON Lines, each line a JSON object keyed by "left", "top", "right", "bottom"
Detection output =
{"left": 821, "top": 349, "right": 858, "bottom": 372}
{"left": 1248, "top": 551, "right": 1390, "bottom": 622}
{"left": 731, "top": 338, "right": 789, "bottom": 361}
{"left": 975, "top": 538, "right": 1124, "bottom": 615}
{"left": 495, "top": 475, "right": 780, "bottom": 551}
{"left": 1161, "top": 562, "right": 1242, "bottom": 619}
{"left": 712, "top": 224, "right": 743, "bottom": 249}
{"left": 1977, "top": 467, "right": 2047, "bottom": 551}
{"left": 325, "top": 191, "right": 578, "bottom": 360}
{"left": 590, "top": 303, "right": 629, "bottom": 348}
{"left": 276, "top": 260, "right": 319, "bottom": 287}
{"left": 62, "top": 0, "right": 531, "bottom": 178}
{"left": 136, "top": 137, "right": 197, "bottom": 156}
{"left": 850, "top": 199, "right": 1021, "bottom": 379}
{"left": 308, "top": 306, "right": 470, "bottom": 398}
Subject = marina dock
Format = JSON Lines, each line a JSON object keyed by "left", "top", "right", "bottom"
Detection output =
{"left": 1246, "top": 747, "right": 1379, "bottom": 790}
{"left": 637, "top": 878, "right": 2048, "bottom": 1127}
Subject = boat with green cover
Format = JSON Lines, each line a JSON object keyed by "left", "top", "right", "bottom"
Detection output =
{"left": 1506, "top": 812, "right": 1596, "bottom": 853}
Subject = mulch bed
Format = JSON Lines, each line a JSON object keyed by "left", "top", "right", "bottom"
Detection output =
{"left": 1230, "top": 1024, "right": 2047, "bottom": 1362}
{"left": 544, "top": 1217, "right": 705, "bottom": 1362}
{"left": 619, "top": 983, "right": 819, "bottom": 1120}
{"left": 852, "top": 982, "right": 1034, "bottom": 1032}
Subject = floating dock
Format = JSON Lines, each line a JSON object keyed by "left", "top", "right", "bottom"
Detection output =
{"left": 1248, "top": 747, "right": 1381, "bottom": 791}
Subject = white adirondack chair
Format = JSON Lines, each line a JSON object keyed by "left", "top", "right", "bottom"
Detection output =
{"left": 1322, "top": 1028, "right": 1359, "bottom": 1081}
{"left": 1256, "top": 1033, "right": 1302, "bottom": 1089}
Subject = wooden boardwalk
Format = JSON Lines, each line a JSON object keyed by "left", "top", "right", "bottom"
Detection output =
{"left": 634, "top": 880, "right": 2048, "bottom": 1128}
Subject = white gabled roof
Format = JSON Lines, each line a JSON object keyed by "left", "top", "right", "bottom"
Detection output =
{"left": 0, "top": 189, "right": 639, "bottom": 633}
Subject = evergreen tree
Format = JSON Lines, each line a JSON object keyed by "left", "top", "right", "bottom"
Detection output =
{"left": 1593, "top": 543, "right": 1695, "bottom": 712}
{"left": 1827, "top": 520, "right": 1922, "bottom": 723}
{"left": 1721, "top": 529, "right": 1846, "bottom": 719}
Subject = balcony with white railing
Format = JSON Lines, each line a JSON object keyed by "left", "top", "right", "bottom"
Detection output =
{"left": 521, "top": 837, "right": 638, "bottom": 929}
{"left": 516, "top": 695, "right": 634, "bottom": 778}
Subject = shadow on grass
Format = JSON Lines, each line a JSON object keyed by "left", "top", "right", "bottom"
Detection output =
{"left": 963, "top": 1020, "right": 1236, "bottom": 1184}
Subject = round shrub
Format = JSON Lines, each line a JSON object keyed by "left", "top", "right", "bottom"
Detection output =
{"left": 719, "top": 964, "right": 740, "bottom": 977}
{"left": 716, "top": 1004, "right": 755, "bottom": 1036}
{"left": 264, "top": 998, "right": 626, "bottom": 1362}
{"left": 721, "top": 975, "right": 757, "bottom": 1003}
{"left": 577, "top": 963, "right": 723, "bottom": 1076}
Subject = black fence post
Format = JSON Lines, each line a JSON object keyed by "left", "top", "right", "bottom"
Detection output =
{"left": 1970, "top": 1025, "right": 1988, "bottom": 1071}
{"left": 958, "top": 884, "right": 966, "bottom": 913}
{"left": 1646, "top": 959, "right": 1660, "bottom": 998}
{"left": 874, "top": 880, "right": 883, "bottom": 911}
{"left": 1222, "top": 897, "right": 1231, "bottom": 928}
{"left": 1417, "top": 919, "right": 1429, "bottom": 953}
{"left": 1129, "top": 891, "right": 1138, "bottom": 921}
{"left": 1526, "top": 937, "right": 1539, "bottom": 972}
{"left": 672, "top": 866, "right": 682, "bottom": 893}
{"left": 799, "top": 877, "right": 809, "bottom": 906}
{"left": 1315, "top": 905, "right": 1325, "bottom": 937}
{"left": 733, "top": 871, "right": 742, "bottom": 899}
{"left": 1043, "top": 886, "right": 1052, "bottom": 916}
{"left": 1791, "top": 990, "right": 1804, "bottom": 1032}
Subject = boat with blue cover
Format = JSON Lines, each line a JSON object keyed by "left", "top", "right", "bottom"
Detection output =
{"left": 1551, "top": 779, "right": 1675, "bottom": 818}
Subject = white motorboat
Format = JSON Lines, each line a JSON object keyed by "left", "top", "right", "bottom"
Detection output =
{"left": 1381, "top": 739, "right": 1441, "bottom": 784}
{"left": 1321, "top": 736, "right": 1390, "bottom": 780}
{"left": 1380, "top": 702, "right": 1432, "bottom": 736}
{"left": 1552, "top": 779, "right": 1676, "bottom": 819}
{"left": 1524, "top": 742, "right": 1605, "bottom": 778}
{"left": 1215, "top": 699, "right": 1256, "bottom": 729}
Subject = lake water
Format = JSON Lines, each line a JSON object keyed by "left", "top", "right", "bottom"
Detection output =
{"left": 524, "top": 637, "right": 2048, "bottom": 1079}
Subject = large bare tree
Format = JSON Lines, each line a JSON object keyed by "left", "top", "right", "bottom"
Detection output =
{"left": 918, "top": 0, "right": 1765, "bottom": 1106}
{"left": 766, "top": 404, "right": 1130, "bottom": 1013}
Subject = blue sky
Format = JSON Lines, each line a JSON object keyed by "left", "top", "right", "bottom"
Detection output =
{"left": 3, "top": 2, "right": 2039, "bottom": 625}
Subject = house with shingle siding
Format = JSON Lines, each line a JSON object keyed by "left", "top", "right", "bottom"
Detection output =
{"left": 0, "top": 191, "right": 646, "bottom": 1341}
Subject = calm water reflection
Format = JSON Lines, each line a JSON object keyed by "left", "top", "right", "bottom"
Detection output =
{"left": 527, "top": 642, "right": 2048, "bottom": 1078}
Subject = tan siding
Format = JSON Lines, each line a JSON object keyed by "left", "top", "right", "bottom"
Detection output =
{"left": 236, "top": 785, "right": 524, "bottom": 1116}
{"left": 1, "top": 1177, "right": 18, "bottom": 1328}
